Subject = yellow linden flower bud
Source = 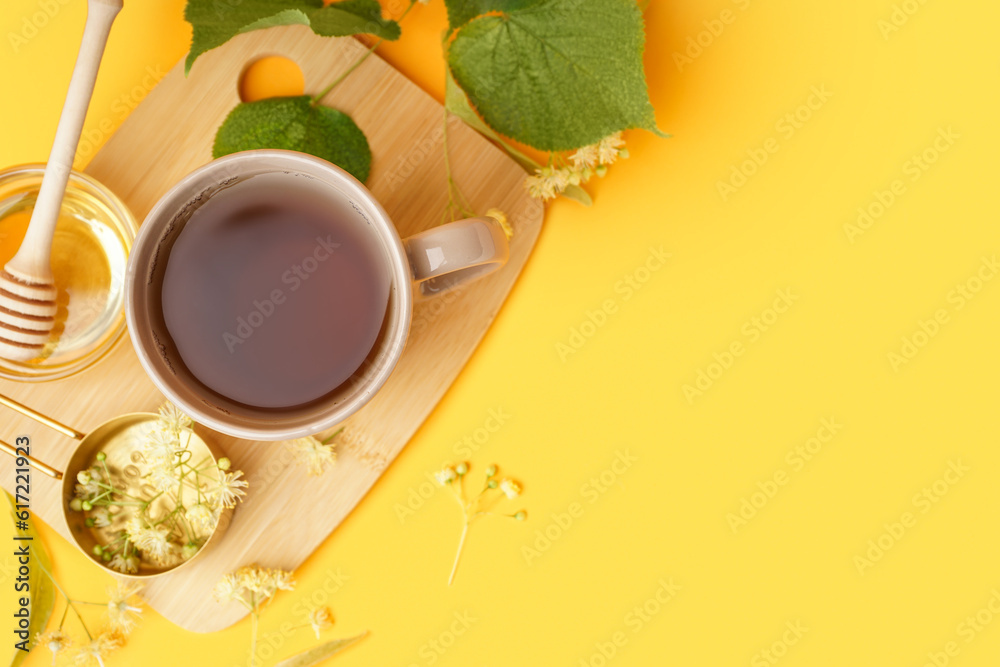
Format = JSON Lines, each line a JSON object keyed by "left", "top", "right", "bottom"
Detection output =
{"left": 486, "top": 208, "right": 513, "bottom": 240}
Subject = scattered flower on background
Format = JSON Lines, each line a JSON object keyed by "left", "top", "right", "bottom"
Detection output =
{"left": 308, "top": 606, "right": 334, "bottom": 639}
{"left": 73, "top": 631, "right": 123, "bottom": 667}
{"left": 214, "top": 565, "right": 296, "bottom": 667}
{"left": 215, "top": 565, "right": 361, "bottom": 666}
{"left": 106, "top": 581, "right": 144, "bottom": 635}
{"left": 29, "top": 562, "right": 141, "bottom": 667}
{"left": 68, "top": 402, "right": 248, "bottom": 573}
{"left": 525, "top": 131, "right": 630, "bottom": 201}
{"left": 214, "top": 564, "right": 296, "bottom": 608}
{"left": 499, "top": 478, "right": 522, "bottom": 499}
{"left": 433, "top": 462, "right": 527, "bottom": 585}
{"left": 286, "top": 427, "right": 341, "bottom": 476}
{"left": 36, "top": 629, "right": 72, "bottom": 664}
{"left": 212, "top": 563, "right": 368, "bottom": 665}
{"left": 434, "top": 467, "right": 458, "bottom": 485}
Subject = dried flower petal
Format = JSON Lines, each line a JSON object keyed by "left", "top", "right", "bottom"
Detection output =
{"left": 287, "top": 436, "right": 337, "bottom": 476}
{"left": 109, "top": 553, "right": 139, "bottom": 575}
{"left": 486, "top": 208, "right": 514, "bottom": 240}
{"left": 434, "top": 467, "right": 458, "bottom": 485}
{"left": 596, "top": 132, "right": 626, "bottom": 165}
{"left": 570, "top": 143, "right": 599, "bottom": 169}
{"left": 309, "top": 607, "right": 334, "bottom": 639}
{"left": 185, "top": 503, "right": 218, "bottom": 533}
{"left": 500, "top": 479, "right": 522, "bottom": 499}
{"left": 35, "top": 629, "right": 72, "bottom": 664}
{"left": 213, "top": 572, "right": 242, "bottom": 605}
{"left": 214, "top": 565, "right": 295, "bottom": 611}
{"left": 73, "top": 631, "right": 123, "bottom": 667}
{"left": 125, "top": 518, "right": 176, "bottom": 565}
{"left": 91, "top": 508, "right": 112, "bottom": 528}
{"left": 106, "top": 581, "right": 144, "bottom": 635}
{"left": 210, "top": 470, "right": 248, "bottom": 509}
{"left": 158, "top": 401, "right": 193, "bottom": 434}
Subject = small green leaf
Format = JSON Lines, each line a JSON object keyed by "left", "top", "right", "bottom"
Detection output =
{"left": 310, "top": 0, "right": 401, "bottom": 39}
{"left": 214, "top": 96, "right": 372, "bottom": 182}
{"left": 561, "top": 184, "right": 593, "bottom": 206}
{"left": 185, "top": 0, "right": 399, "bottom": 74}
{"left": 444, "top": 0, "right": 543, "bottom": 30}
{"left": 4, "top": 493, "right": 55, "bottom": 667}
{"left": 273, "top": 632, "right": 368, "bottom": 667}
{"left": 448, "top": 0, "right": 662, "bottom": 151}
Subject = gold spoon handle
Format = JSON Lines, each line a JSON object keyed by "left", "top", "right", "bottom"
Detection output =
{"left": 0, "top": 393, "right": 84, "bottom": 440}
{"left": 0, "top": 439, "right": 63, "bottom": 480}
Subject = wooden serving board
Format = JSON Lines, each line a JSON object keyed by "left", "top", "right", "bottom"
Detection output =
{"left": 0, "top": 26, "right": 542, "bottom": 632}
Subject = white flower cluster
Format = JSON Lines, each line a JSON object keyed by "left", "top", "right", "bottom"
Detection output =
{"left": 69, "top": 403, "right": 248, "bottom": 573}
{"left": 525, "top": 132, "right": 629, "bottom": 201}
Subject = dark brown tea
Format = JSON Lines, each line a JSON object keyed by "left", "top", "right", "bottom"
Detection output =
{"left": 160, "top": 175, "right": 391, "bottom": 409}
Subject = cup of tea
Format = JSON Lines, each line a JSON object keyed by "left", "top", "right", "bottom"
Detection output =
{"left": 125, "top": 150, "right": 509, "bottom": 440}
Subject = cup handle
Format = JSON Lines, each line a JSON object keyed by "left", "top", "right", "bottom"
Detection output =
{"left": 403, "top": 216, "right": 510, "bottom": 299}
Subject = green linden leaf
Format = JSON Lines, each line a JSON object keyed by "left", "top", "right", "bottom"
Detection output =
{"left": 213, "top": 96, "right": 372, "bottom": 182}
{"left": 185, "top": 0, "right": 400, "bottom": 74}
{"left": 444, "top": 0, "right": 543, "bottom": 31}
{"left": 447, "top": 0, "right": 663, "bottom": 151}
{"left": 310, "top": 0, "right": 402, "bottom": 38}
{"left": 273, "top": 632, "right": 368, "bottom": 667}
{"left": 4, "top": 493, "right": 55, "bottom": 667}
{"left": 444, "top": 69, "right": 592, "bottom": 205}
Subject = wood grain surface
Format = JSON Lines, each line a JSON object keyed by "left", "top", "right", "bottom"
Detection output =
{"left": 0, "top": 25, "right": 542, "bottom": 632}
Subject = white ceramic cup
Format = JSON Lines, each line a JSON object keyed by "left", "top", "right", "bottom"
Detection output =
{"left": 125, "top": 150, "right": 509, "bottom": 440}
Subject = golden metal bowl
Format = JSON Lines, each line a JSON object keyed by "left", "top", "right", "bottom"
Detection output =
{"left": 0, "top": 394, "right": 231, "bottom": 579}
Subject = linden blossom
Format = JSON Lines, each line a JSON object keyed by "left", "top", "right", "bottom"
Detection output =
{"left": 222, "top": 235, "right": 340, "bottom": 353}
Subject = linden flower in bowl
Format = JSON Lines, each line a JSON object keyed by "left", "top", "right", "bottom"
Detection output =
{"left": 68, "top": 403, "right": 247, "bottom": 575}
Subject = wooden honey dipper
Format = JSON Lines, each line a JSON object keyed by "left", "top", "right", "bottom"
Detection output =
{"left": 0, "top": 0, "right": 122, "bottom": 362}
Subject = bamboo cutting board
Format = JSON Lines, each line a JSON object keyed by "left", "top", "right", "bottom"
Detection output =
{"left": 0, "top": 26, "right": 542, "bottom": 632}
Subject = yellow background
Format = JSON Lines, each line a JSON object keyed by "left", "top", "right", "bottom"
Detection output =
{"left": 3, "top": 0, "right": 1000, "bottom": 665}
